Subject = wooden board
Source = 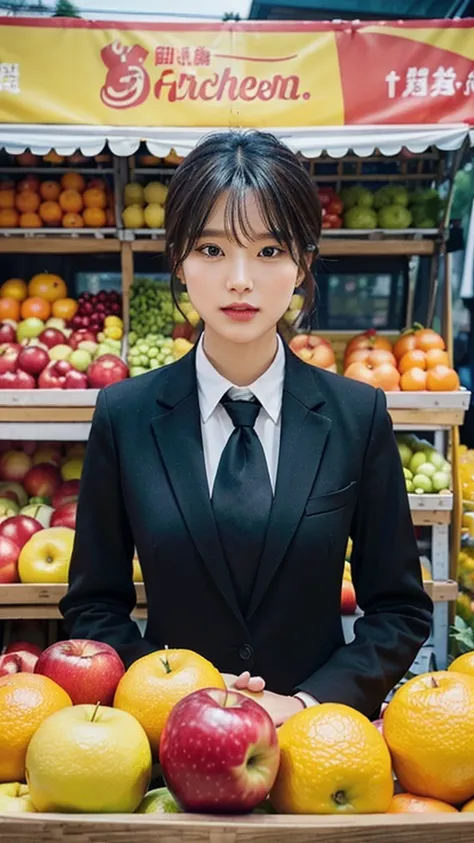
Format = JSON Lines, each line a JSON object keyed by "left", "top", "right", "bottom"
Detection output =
{"left": 0, "top": 237, "right": 121, "bottom": 254}
{"left": 1, "top": 811, "right": 474, "bottom": 843}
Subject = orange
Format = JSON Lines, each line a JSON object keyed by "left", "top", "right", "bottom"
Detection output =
{"left": 448, "top": 652, "right": 474, "bottom": 678}
{"left": 415, "top": 328, "right": 446, "bottom": 353}
{"left": 0, "top": 673, "right": 72, "bottom": 782}
{"left": 0, "top": 278, "right": 27, "bottom": 301}
{"left": 384, "top": 671, "right": 474, "bottom": 804}
{"left": 0, "top": 297, "right": 20, "bottom": 321}
{"left": 62, "top": 212, "right": 84, "bottom": 229}
{"left": 270, "top": 703, "right": 393, "bottom": 814}
{"left": 0, "top": 208, "right": 19, "bottom": 228}
{"left": 17, "top": 175, "right": 40, "bottom": 193}
{"left": 462, "top": 799, "right": 474, "bottom": 812}
{"left": 59, "top": 190, "right": 83, "bottom": 214}
{"left": 83, "top": 188, "right": 107, "bottom": 210}
{"left": 388, "top": 794, "right": 458, "bottom": 813}
{"left": 28, "top": 273, "right": 67, "bottom": 303}
{"left": 0, "top": 189, "right": 15, "bottom": 209}
{"left": 15, "top": 191, "right": 40, "bottom": 214}
{"left": 83, "top": 207, "right": 107, "bottom": 228}
{"left": 426, "top": 365, "right": 460, "bottom": 392}
{"left": 39, "top": 181, "right": 61, "bottom": 202}
{"left": 113, "top": 649, "right": 225, "bottom": 755}
{"left": 398, "top": 349, "right": 427, "bottom": 374}
{"left": 52, "top": 297, "right": 78, "bottom": 321}
{"left": 20, "top": 297, "right": 51, "bottom": 321}
{"left": 39, "top": 201, "right": 62, "bottom": 226}
{"left": 400, "top": 367, "right": 428, "bottom": 391}
{"left": 16, "top": 152, "right": 38, "bottom": 168}
{"left": 19, "top": 212, "right": 42, "bottom": 229}
{"left": 425, "top": 348, "right": 449, "bottom": 369}
{"left": 43, "top": 151, "right": 64, "bottom": 165}
{"left": 61, "top": 172, "right": 86, "bottom": 193}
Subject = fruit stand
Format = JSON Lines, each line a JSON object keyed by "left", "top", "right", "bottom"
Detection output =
{"left": 0, "top": 15, "right": 474, "bottom": 838}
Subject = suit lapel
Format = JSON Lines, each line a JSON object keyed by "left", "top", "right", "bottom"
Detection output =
{"left": 246, "top": 348, "right": 331, "bottom": 620}
{"left": 150, "top": 349, "right": 245, "bottom": 628}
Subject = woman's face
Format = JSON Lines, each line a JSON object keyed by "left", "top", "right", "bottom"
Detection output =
{"left": 179, "top": 191, "right": 302, "bottom": 345}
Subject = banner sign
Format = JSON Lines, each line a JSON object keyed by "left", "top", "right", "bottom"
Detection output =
{"left": 0, "top": 18, "right": 473, "bottom": 128}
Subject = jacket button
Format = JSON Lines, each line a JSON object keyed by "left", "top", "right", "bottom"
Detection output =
{"left": 239, "top": 644, "right": 254, "bottom": 661}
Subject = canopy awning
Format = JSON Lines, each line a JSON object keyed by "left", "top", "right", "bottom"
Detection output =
{"left": 1, "top": 123, "right": 471, "bottom": 159}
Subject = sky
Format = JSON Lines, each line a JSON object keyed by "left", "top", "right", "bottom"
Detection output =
{"left": 52, "top": 0, "right": 252, "bottom": 20}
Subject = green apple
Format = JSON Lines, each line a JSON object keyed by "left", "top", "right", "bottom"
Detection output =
{"left": 416, "top": 462, "right": 436, "bottom": 479}
{"left": 0, "top": 481, "right": 28, "bottom": 508}
{"left": 136, "top": 787, "right": 181, "bottom": 814}
{"left": 403, "top": 467, "right": 413, "bottom": 480}
{"left": 45, "top": 317, "right": 66, "bottom": 332}
{"left": 432, "top": 471, "right": 451, "bottom": 493}
{"left": 20, "top": 504, "right": 53, "bottom": 528}
{"left": 409, "top": 452, "right": 428, "bottom": 475}
{"left": 77, "top": 341, "right": 98, "bottom": 356}
{"left": 413, "top": 474, "right": 433, "bottom": 494}
{"left": 69, "top": 349, "right": 92, "bottom": 372}
{"left": 0, "top": 783, "right": 36, "bottom": 814}
{"left": 428, "top": 451, "right": 446, "bottom": 470}
{"left": 0, "top": 497, "right": 19, "bottom": 518}
{"left": 344, "top": 207, "right": 378, "bottom": 230}
{"left": 377, "top": 205, "right": 412, "bottom": 230}
{"left": 49, "top": 344, "right": 72, "bottom": 362}
{"left": 398, "top": 443, "right": 413, "bottom": 468}
{"left": 406, "top": 479, "right": 414, "bottom": 493}
{"left": 130, "top": 366, "right": 148, "bottom": 377}
{"left": 16, "top": 318, "right": 45, "bottom": 342}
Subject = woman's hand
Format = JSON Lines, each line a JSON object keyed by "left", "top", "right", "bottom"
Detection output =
{"left": 250, "top": 690, "right": 305, "bottom": 726}
{"left": 221, "top": 671, "right": 266, "bottom": 693}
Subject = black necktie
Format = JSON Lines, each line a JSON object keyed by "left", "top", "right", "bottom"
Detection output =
{"left": 212, "top": 394, "right": 273, "bottom": 615}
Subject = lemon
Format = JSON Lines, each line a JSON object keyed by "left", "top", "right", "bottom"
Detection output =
{"left": 61, "top": 458, "right": 83, "bottom": 482}
{"left": 104, "top": 316, "right": 123, "bottom": 329}
{"left": 104, "top": 326, "right": 123, "bottom": 341}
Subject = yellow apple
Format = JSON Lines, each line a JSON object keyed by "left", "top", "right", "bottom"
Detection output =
{"left": 0, "top": 782, "right": 36, "bottom": 813}
{"left": 60, "top": 458, "right": 83, "bottom": 482}
{"left": 18, "top": 527, "right": 75, "bottom": 584}
{"left": 133, "top": 555, "right": 143, "bottom": 583}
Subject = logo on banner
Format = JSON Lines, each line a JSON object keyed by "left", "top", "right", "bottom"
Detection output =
{"left": 100, "top": 41, "right": 150, "bottom": 109}
{"left": 99, "top": 39, "right": 310, "bottom": 110}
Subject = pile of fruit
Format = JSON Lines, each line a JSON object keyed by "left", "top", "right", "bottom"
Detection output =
{"left": 12, "top": 151, "right": 112, "bottom": 168}
{"left": 317, "top": 188, "right": 344, "bottom": 229}
{"left": 1, "top": 636, "right": 474, "bottom": 817}
{"left": 0, "top": 172, "right": 115, "bottom": 230}
{"left": 0, "top": 275, "right": 128, "bottom": 389}
{"left": 288, "top": 332, "right": 337, "bottom": 372}
{"left": 127, "top": 279, "right": 195, "bottom": 375}
{"left": 122, "top": 181, "right": 167, "bottom": 230}
{"left": 343, "top": 327, "right": 459, "bottom": 391}
{"left": 338, "top": 185, "right": 443, "bottom": 230}
{"left": 396, "top": 434, "right": 451, "bottom": 495}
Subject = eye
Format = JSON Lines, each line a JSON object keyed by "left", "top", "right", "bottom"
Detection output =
{"left": 259, "top": 246, "right": 284, "bottom": 258}
{"left": 198, "top": 244, "right": 223, "bottom": 258}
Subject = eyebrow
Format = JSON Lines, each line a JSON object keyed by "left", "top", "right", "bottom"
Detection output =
{"left": 198, "top": 228, "right": 281, "bottom": 241}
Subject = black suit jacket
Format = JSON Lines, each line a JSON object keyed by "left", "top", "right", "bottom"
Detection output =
{"left": 60, "top": 343, "right": 433, "bottom": 717}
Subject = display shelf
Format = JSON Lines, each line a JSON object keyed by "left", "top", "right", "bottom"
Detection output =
{"left": 2, "top": 811, "right": 473, "bottom": 843}
{"left": 387, "top": 390, "right": 470, "bottom": 429}
{"left": 0, "top": 580, "right": 455, "bottom": 621}
{"left": 0, "top": 236, "right": 120, "bottom": 253}
{"left": 0, "top": 166, "right": 114, "bottom": 175}
{"left": 409, "top": 493, "right": 453, "bottom": 526}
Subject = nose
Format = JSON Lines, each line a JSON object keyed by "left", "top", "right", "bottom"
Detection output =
{"left": 226, "top": 253, "right": 253, "bottom": 293}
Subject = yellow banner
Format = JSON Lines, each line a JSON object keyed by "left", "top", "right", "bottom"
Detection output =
{"left": 0, "top": 23, "right": 344, "bottom": 127}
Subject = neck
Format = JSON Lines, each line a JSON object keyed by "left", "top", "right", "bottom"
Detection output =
{"left": 202, "top": 328, "right": 279, "bottom": 386}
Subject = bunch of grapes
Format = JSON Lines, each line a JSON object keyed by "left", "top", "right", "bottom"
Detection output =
{"left": 129, "top": 278, "right": 174, "bottom": 339}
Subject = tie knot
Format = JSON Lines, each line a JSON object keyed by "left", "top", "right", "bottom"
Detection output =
{"left": 221, "top": 395, "right": 261, "bottom": 428}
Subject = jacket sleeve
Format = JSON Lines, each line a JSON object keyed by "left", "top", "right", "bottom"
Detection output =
{"left": 295, "top": 387, "right": 433, "bottom": 717}
{"left": 59, "top": 388, "right": 157, "bottom": 668}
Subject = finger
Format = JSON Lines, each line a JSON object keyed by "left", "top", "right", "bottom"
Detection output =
{"left": 233, "top": 671, "right": 251, "bottom": 690}
{"left": 247, "top": 676, "right": 265, "bottom": 693}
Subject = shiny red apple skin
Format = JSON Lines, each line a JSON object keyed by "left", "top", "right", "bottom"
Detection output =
{"left": 87, "top": 354, "right": 129, "bottom": 389}
{"left": 4, "top": 640, "right": 42, "bottom": 658}
{"left": 23, "top": 463, "right": 61, "bottom": 499}
{"left": 34, "top": 639, "right": 125, "bottom": 705}
{"left": 38, "top": 328, "right": 65, "bottom": 349}
{"left": 0, "top": 650, "right": 38, "bottom": 676}
{"left": 0, "top": 514, "right": 43, "bottom": 548}
{"left": 160, "top": 688, "right": 280, "bottom": 814}
{"left": 341, "top": 579, "right": 357, "bottom": 615}
{"left": 15, "top": 369, "right": 36, "bottom": 389}
{"left": 17, "top": 346, "right": 50, "bottom": 377}
{"left": 0, "top": 324, "right": 17, "bottom": 345}
{"left": 38, "top": 360, "right": 69, "bottom": 389}
{"left": 0, "top": 343, "right": 20, "bottom": 374}
{"left": 65, "top": 369, "right": 88, "bottom": 389}
{"left": 0, "top": 535, "right": 21, "bottom": 583}
{"left": 52, "top": 480, "right": 80, "bottom": 510}
{"left": 51, "top": 501, "right": 77, "bottom": 530}
{"left": 69, "top": 329, "right": 97, "bottom": 351}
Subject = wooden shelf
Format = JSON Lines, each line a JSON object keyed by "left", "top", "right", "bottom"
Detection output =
{"left": 0, "top": 237, "right": 120, "bottom": 254}
{"left": 0, "top": 579, "right": 456, "bottom": 620}
{"left": 409, "top": 493, "right": 452, "bottom": 526}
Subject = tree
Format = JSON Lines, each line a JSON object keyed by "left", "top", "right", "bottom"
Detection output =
{"left": 53, "top": 0, "right": 80, "bottom": 16}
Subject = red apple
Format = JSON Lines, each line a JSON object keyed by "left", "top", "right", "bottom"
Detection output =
{"left": 87, "top": 355, "right": 129, "bottom": 389}
{"left": 15, "top": 369, "right": 36, "bottom": 389}
{"left": 0, "top": 450, "right": 32, "bottom": 482}
{"left": 38, "top": 360, "right": 70, "bottom": 389}
{"left": 0, "top": 534, "right": 20, "bottom": 583}
{"left": 0, "top": 323, "right": 17, "bottom": 344}
{"left": 160, "top": 688, "right": 280, "bottom": 814}
{"left": 65, "top": 370, "right": 88, "bottom": 389}
{"left": 0, "top": 515, "right": 43, "bottom": 548}
{"left": 38, "top": 328, "right": 65, "bottom": 349}
{"left": 34, "top": 639, "right": 125, "bottom": 706}
{"left": 17, "top": 346, "right": 50, "bottom": 377}
{"left": 69, "top": 329, "right": 97, "bottom": 351}
{"left": 23, "top": 463, "right": 61, "bottom": 499}
{"left": 341, "top": 579, "right": 357, "bottom": 615}
{"left": 0, "top": 371, "right": 18, "bottom": 389}
{"left": 0, "top": 650, "right": 38, "bottom": 676}
{"left": 51, "top": 501, "right": 77, "bottom": 529}
{"left": 0, "top": 343, "right": 20, "bottom": 374}
{"left": 4, "top": 640, "right": 42, "bottom": 658}
{"left": 52, "top": 480, "right": 80, "bottom": 509}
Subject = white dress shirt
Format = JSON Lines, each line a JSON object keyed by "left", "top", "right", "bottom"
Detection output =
{"left": 195, "top": 333, "right": 317, "bottom": 709}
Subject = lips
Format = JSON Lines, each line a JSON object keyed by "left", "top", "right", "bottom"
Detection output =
{"left": 222, "top": 303, "right": 258, "bottom": 312}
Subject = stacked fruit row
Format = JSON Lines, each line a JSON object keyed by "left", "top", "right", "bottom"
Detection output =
{"left": 1, "top": 635, "right": 474, "bottom": 817}
{"left": 127, "top": 279, "right": 195, "bottom": 375}
{"left": 0, "top": 275, "right": 128, "bottom": 389}
{"left": 122, "top": 181, "right": 167, "bottom": 230}
{"left": 0, "top": 172, "right": 115, "bottom": 230}
{"left": 396, "top": 434, "right": 451, "bottom": 495}
{"left": 337, "top": 185, "right": 442, "bottom": 230}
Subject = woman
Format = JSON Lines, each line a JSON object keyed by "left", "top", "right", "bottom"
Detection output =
{"left": 60, "top": 131, "right": 432, "bottom": 725}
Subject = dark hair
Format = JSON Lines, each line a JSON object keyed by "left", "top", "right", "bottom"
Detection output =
{"left": 164, "top": 130, "right": 321, "bottom": 317}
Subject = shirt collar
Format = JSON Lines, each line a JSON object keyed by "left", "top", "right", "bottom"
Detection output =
{"left": 196, "top": 333, "right": 285, "bottom": 424}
